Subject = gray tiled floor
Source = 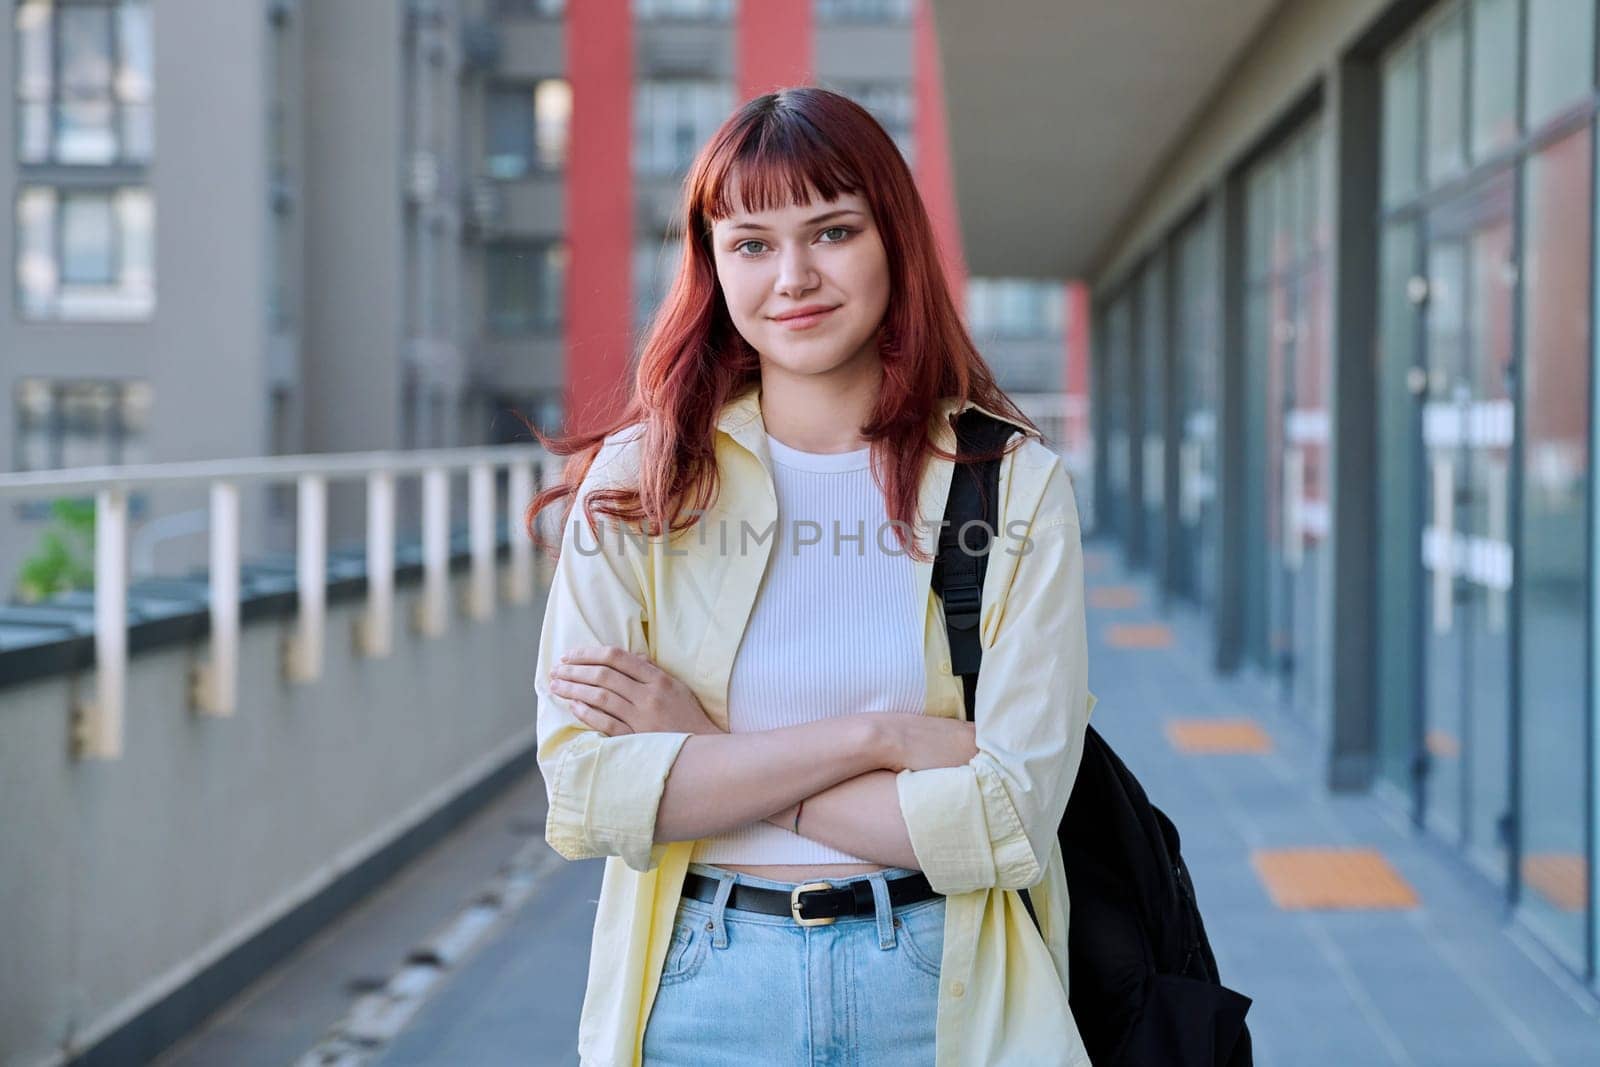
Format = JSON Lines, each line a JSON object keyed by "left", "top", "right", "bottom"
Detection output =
{"left": 173, "top": 544, "right": 1600, "bottom": 1066}
{"left": 1080, "top": 546, "right": 1600, "bottom": 1066}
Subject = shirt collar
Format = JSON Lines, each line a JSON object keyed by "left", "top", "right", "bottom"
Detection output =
{"left": 714, "top": 382, "right": 1033, "bottom": 449}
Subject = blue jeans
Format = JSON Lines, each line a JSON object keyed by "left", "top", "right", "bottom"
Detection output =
{"left": 641, "top": 862, "right": 945, "bottom": 1066}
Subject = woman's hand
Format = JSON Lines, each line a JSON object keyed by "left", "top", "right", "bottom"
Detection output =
{"left": 548, "top": 646, "right": 724, "bottom": 738}
{"left": 871, "top": 713, "right": 979, "bottom": 773}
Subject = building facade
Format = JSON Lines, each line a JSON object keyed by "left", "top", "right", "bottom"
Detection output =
{"left": 1086, "top": 0, "right": 1600, "bottom": 984}
{"left": 2, "top": 0, "right": 1075, "bottom": 594}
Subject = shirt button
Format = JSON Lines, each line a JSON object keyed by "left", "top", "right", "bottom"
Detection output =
{"left": 949, "top": 980, "right": 965, "bottom": 998}
{"left": 938, "top": 659, "right": 952, "bottom": 676}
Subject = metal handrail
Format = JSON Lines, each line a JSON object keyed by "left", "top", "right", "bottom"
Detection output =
{"left": 0, "top": 444, "right": 562, "bottom": 762}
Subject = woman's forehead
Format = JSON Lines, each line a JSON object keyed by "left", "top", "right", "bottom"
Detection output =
{"left": 711, "top": 178, "right": 867, "bottom": 227}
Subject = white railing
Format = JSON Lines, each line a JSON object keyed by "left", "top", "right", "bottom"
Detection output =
{"left": 0, "top": 446, "right": 562, "bottom": 761}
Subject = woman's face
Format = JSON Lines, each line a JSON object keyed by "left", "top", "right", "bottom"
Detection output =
{"left": 708, "top": 180, "right": 890, "bottom": 383}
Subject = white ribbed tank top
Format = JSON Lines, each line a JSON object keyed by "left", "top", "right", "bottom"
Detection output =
{"left": 689, "top": 432, "right": 927, "bottom": 866}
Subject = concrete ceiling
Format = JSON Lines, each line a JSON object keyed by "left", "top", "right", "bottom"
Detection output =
{"left": 932, "top": 0, "right": 1281, "bottom": 280}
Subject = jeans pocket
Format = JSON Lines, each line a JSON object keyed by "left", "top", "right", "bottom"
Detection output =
{"left": 893, "top": 900, "right": 945, "bottom": 978}
{"left": 658, "top": 913, "right": 710, "bottom": 986}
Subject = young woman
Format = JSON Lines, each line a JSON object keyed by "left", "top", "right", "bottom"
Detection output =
{"left": 526, "top": 87, "right": 1093, "bottom": 1066}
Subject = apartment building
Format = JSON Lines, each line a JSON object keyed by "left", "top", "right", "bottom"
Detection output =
{"left": 1, "top": 0, "right": 1073, "bottom": 593}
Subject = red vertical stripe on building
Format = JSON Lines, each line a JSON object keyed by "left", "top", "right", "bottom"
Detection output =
{"left": 737, "top": 0, "right": 812, "bottom": 102}
{"left": 912, "top": 0, "right": 966, "bottom": 301}
{"left": 565, "top": 0, "right": 633, "bottom": 433}
{"left": 1066, "top": 281, "right": 1090, "bottom": 397}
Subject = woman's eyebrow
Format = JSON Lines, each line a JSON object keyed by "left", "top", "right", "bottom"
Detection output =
{"left": 726, "top": 208, "right": 863, "bottom": 233}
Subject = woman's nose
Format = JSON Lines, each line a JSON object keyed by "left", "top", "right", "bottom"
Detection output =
{"left": 774, "top": 247, "right": 819, "bottom": 298}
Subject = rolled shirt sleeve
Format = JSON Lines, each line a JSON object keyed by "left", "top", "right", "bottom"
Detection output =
{"left": 534, "top": 432, "right": 691, "bottom": 873}
{"left": 897, "top": 453, "right": 1093, "bottom": 895}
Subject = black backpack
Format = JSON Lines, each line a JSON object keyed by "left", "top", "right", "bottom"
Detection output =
{"left": 931, "top": 408, "right": 1253, "bottom": 1067}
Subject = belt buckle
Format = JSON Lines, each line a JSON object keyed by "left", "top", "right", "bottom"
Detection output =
{"left": 790, "top": 881, "right": 836, "bottom": 926}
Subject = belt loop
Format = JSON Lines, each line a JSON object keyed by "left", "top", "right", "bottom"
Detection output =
{"left": 869, "top": 873, "right": 896, "bottom": 949}
{"left": 708, "top": 870, "right": 736, "bottom": 949}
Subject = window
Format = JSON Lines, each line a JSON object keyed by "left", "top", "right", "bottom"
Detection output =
{"left": 816, "top": 0, "right": 912, "bottom": 22}
{"left": 634, "top": 0, "right": 732, "bottom": 19}
{"left": 634, "top": 80, "right": 733, "bottom": 175}
{"left": 825, "top": 81, "right": 914, "bottom": 166}
{"left": 966, "top": 278, "right": 1065, "bottom": 340}
{"left": 633, "top": 235, "right": 683, "bottom": 328}
{"left": 486, "top": 242, "right": 566, "bottom": 335}
{"left": 487, "top": 79, "right": 571, "bottom": 178}
{"left": 494, "top": 0, "right": 564, "bottom": 16}
{"left": 14, "top": 378, "right": 152, "bottom": 472}
{"left": 15, "top": 0, "right": 154, "bottom": 166}
{"left": 1524, "top": 0, "right": 1593, "bottom": 130}
{"left": 16, "top": 185, "right": 154, "bottom": 321}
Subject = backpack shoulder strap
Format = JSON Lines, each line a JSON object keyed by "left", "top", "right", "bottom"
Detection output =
{"left": 932, "top": 408, "right": 1018, "bottom": 721}
{"left": 932, "top": 407, "right": 1040, "bottom": 932}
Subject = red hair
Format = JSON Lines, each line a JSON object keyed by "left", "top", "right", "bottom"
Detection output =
{"left": 520, "top": 86, "right": 1034, "bottom": 563}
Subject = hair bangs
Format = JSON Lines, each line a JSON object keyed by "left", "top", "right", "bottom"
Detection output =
{"left": 698, "top": 111, "right": 863, "bottom": 226}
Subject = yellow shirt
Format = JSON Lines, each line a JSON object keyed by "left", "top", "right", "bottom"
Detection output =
{"left": 535, "top": 384, "right": 1096, "bottom": 1066}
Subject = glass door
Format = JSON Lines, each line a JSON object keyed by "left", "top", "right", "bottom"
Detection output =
{"left": 1418, "top": 172, "right": 1515, "bottom": 881}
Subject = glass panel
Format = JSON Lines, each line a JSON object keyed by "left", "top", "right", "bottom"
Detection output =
{"left": 634, "top": 0, "right": 733, "bottom": 19}
{"left": 1376, "top": 220, "right": 1422, "bottom": 793}
{"left": 534, "top": 78, "right": 571, "bottom": 170}
{"left": 60, "top": 193, "right": 116, "bottom": 286}
{"left": 119, "top": 382, "right": 153, "bottom": 466}
{"left": 1525, "top": 0, "right": 1595, "bottom": 130}
{"left": 1175, "top": 209, "right": 1220, "bottom": 607}
{"left": 487, "top": 243, "right": 565, "bottom": 334}
{"left": 59, "top": 383, "right": 115, "bottom": 469}
{"left": 56, "top": 100, "right": 117, "bottom": 165}
{"left": 116, "top": 1, "right": 154, "bottom": 102}
{"left": 15, "top": 2, "right": 52, "bottom": 99}
{"left": 1140, "top": 260, "right": 1166, "bottom": 568}
{"left": 635, "top": 81, "right": 733, "bottom": 175}
{"left": 1518, "top": 125, "right": 1591, "bottom": 969}
{"left": 1105, "top": 297, "right": 1133, "bottom": 538}
{"left": 1464, "top": 176, "right": 1515, "bottom": 883}
{"left": 816, "top": 0, "right": 913, "bottom": 22}
{"left": 634, "top": 235, "right": 682, "bottom": 327}
{"left": 1422, "top": 227, "right": 1468, "bottom": 840}
{"left": 116, "top": 187, "right": 153, "bottom": 291}
{"left": 15, "top": 380, "right": 57, "bottom": 472}
{"left": 19, "top": 102, "right": 50, "bottom": 163}
{"left": 59, "top": 6, "right": 114, "bottom": 96}
{"left": 120, "top": 102, "right": 153, "bottom": 163}
{"left": 15, "top": 187, "right": 58, "bottom": 319}
{"left": 487, "top": 87, "right": 535, "bottom": 179}
{"left": 1382, "top": 43, "right": 1423, "bottom": 208}
{"left": 1425, "top": 6, "right": 1467, "bottom": 184}
{"left": 1470, "top": 0, "right": 1519, "bottom": 159}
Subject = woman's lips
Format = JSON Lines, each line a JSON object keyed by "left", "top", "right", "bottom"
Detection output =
{"left": 773, "top": 306, "right": 838, "bottom": 330}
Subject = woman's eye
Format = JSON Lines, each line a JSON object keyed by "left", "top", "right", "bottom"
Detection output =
{"left": 820, "top": 226, "right": 852, "bottom": 242}
{"left": 735, "top": 240, "right": 767, "bottom": 256}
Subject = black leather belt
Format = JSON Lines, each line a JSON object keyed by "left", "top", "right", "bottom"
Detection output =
{"left": 682, "top": 870, "right": 939, "bottom": 927}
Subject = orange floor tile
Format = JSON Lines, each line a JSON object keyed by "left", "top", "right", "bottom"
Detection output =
{"left": 1425, "top": 729, "right": 1461, "bottom": 759}
{"left": 1089, "top": 585, "right": 1142, "bottom": 610}
{"left": 1166, "top": 719, "right": 1274, "bottom": 754}
{"left": 1105, "top": 623, "right": 1174, "bottom": 649}
{"left": 1251, "top": 848, "right": 1419, "bottom": 910}
{"left": 1521, "top": 852, "right": 1588, "bottom": 912}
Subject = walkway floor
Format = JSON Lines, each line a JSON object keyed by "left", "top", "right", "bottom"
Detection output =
{"left": 167, "top": 543, "right": 1600, "bottom": 1066}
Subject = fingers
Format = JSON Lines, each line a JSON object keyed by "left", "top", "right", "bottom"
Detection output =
{"left": 549, "top": 675, "right": 628, "bottom": 716}
{"left": 560, "top": 645, "right": 654, "bottom": 685}
{"left": 570, "top": 701, "right": 631, "bottom": 736}
{"left": 551, "top": 661, "right": 648, "bottom": 706}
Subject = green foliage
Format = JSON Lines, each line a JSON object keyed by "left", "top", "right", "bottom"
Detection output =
{"left": 14, "top": 498, "right": 96, "bottom": 604}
